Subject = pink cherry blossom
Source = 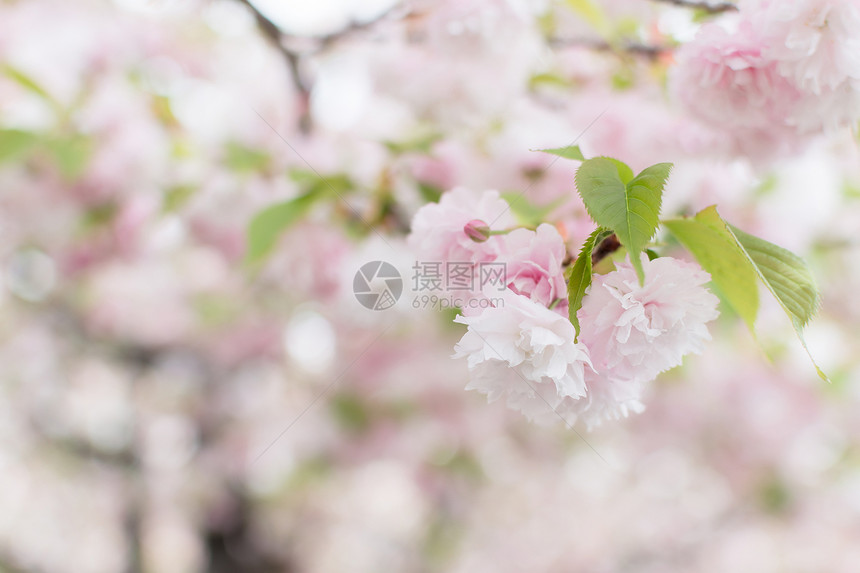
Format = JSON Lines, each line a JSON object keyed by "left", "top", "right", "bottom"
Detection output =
{"left": 578, "top": 256, "right": 720, "bottom": 384}
{"left": 453, "top": 288, "right": 592, "bottom": 424}
{"left": 407, "top": 187, "right": 515, "bottom": 265}
{"left": 495, "top": 223, "right": 569, "bottom": 313}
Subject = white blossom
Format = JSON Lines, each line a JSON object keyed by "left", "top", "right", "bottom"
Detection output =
{"left": 453, "top": 288, "right": 592, "bottom": 424}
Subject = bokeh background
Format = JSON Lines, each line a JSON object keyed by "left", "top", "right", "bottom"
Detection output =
{"left": 1, "top": 0, "right": 860, "bottom": 571}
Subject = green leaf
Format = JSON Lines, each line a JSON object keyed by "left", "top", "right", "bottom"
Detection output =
{"left": 663, "top": 206, "right": 759, "bottom": 331}
{"left": 0, "top": 129, "right": 38, "bottom": 164}
{"left": 44, "top": 134, "right": 93, "bottom": 181}
{"left": 528, "top": 72, "right": 572, "bottom": 90}
{"left": 534, "top": 144, "right": 584, "bottom": 161}
{"left": 728, "top": 225, "right": 819, "bottom": 328}
{"left": 383, "top": 131, "right": 441, "bottom": 155}
{"left": 288, "top": 169, "right": 352, "bottom": 196}
{"left": 80, "top": 202, "right": 118, "bottom": 230}
{"left": 665, "top": 205, "right": 826, "bottom": 381}
{"left": 162, "top": 184, "right": 196, "bottom": 212}
{"left": 2, "top": 64, "right": 61, "bottom": 110}
{"left": 727, "top": 225, "right": 826, "bottom": 381}
{"left": 500, "top": 192, "right": 567, "bottom": 227}
{"left": 730, "top": 226, "right": 826, "bottom": 381}
{"left": 575, "top": 158, "right": 671, "bottom": 284}
{"left": 245, "top": 191, "right": 323, "bottom": 263}
{"left": 565, "top": 0, "right": 611, "bottom": 36}
{"left": 567, "top": 227, "right": 609, "bottom": 341}
{"left": 330, "top": 393, "right": 372, "bottom": 433}
{"left": 417, "top": 182, "right": 443, "bottom": 203}
{"left": 606, "top": 158, "right": 635, "bottom": 184}
{"left": 225, "top": 141, "right": 270, "bottom": 174}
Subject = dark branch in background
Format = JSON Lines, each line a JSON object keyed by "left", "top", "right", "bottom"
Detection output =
{"left": 235, "top": 0, "right": 404, "bottom": 132}
{"left": 651, "top": 0, "right": 738, "bottom": 13}
{"left": 549, "top": 37, "right": 672, "bottom": 60}
{"left": 315, "top": 7, "right": 405, "bottom": 51}
{"left": 236, "top": 0, "right": 311, "bottom": 132}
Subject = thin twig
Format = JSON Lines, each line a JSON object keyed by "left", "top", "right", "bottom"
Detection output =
{"left": 651, "top": 0, "right": 738, "bottom": 13}
{"left": 549, "top": 37, "right": 672, "bottom": 60}
{"left": 235, "top": 0, "right": 311, "bottom": 131}
{"left": 315, "top": 6, "right": 404, "bottom": 51}
{"left": 234, "top": 0, "right": 404, "bottom": 132}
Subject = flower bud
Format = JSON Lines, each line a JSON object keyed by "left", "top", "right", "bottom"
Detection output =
{"left": 464, "top": 219, "right": 491, "bottom": 243}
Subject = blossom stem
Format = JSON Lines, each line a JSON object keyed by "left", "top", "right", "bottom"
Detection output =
{"left": 591, "top": 233, "right": 622, "bottom": 266}
{"left": 651, "top": 0, "right": 738, "bottom": 14}
{"left": 549, "top": 38, "right": 671, "bottom": 60}
{"left": 235, "top": 0, "right": 405, "bottom": 132}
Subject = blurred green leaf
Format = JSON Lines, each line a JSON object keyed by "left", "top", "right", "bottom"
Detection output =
{"left": 2, "top": 64, "right": 61, "bottom": 111}
{"left": 383, "top": 131, "right": 442, "bottom": 155}
{"left": 500, "top": 192, "right": 566, "bottom": 227}
{"left": 528, "top": 72, "right": 572, "bottom": 90}
{"left": 162, "top": 184, "right": 196, "bottom": 212}
{"left": 330, "top": 393, "right": 371, "bottom": 433}
{"left": 225, "top": 141, "right": 271, "bottom": 174}
{"left": 81, "top": 202, "right": 118, "bottom": 230}
{"left": 246, "top": 188, "right": 329, "bottom": 263}
{"left": 758, "top": 474, "right": 792, "bottom": 514}
{"left": 151, "top": 94, "right": 179, "bottom": 128}
{"left": 0, "top": 129, "right": 39, "bottom": 164}
{"left": 612, "top": 66, "right": 635, "bottom": 90}
{"left": 417, "top": 182, "right": 443, "bottom": 203}
{"left": 193, "top": 294, "right": 240, "bottom": 326}
{"left": 286, "top": 456, "right": 332, "bottom": 490}
{"left": 534, "top": 144, "right": 584, "bottom": 161}
{"left": 565, "top": 0, "right": 611, "bottom": 36}
{"left": 288, "top": 168, "right": 352, "bottom": 195}
{"left": 44, "top": 134, "right": 93, "bottom": 181}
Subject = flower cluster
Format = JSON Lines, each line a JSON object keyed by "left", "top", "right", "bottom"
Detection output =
{"left": 409, "top": 190, "right": 721, "bottom": 428}
{"left": 672, "top": 0, "right": 860, "bottom": 158}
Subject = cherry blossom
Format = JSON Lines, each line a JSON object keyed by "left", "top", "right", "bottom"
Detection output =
{"left": 453, "top": 288, "right": 592, "bottom": 423}
{"left": 407, "top": 187, "right": 515, "bottom": 265}
{"left": 495, "top": 223, "right": 569, "bottom": 313}
{"left": 578, "top": 256, "right": 720, "bottom": 383}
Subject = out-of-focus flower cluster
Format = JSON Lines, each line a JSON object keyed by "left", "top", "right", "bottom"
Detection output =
{"left": 672, "top": 0, "right": 860, "bottom": 159}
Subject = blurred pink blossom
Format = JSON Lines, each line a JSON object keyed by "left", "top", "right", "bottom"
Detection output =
{"left": 671, "top": 19, "right": 806, "bottom": 158}
{"left": 750, "top": 0, "right": 860, "bottom": 95}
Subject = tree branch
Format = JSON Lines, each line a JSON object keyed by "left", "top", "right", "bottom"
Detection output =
{"left": 651, "top": 0, "right": 738, "bottom": 13}
{"left": 235, "top": 0, "right": 311, "bottom": 132}
{"left": 549, "top": 37, "right": 672, "bottom": 60}
{"left": 315, "top": 7, "right": 404, "bottom": 51}
{"left": 234, "top": 0, "right": 405, "bottom": 132}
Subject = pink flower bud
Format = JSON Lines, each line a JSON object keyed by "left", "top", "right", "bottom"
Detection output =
{"left": 464, "top": 219, "right": 491, "bottom": 243}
